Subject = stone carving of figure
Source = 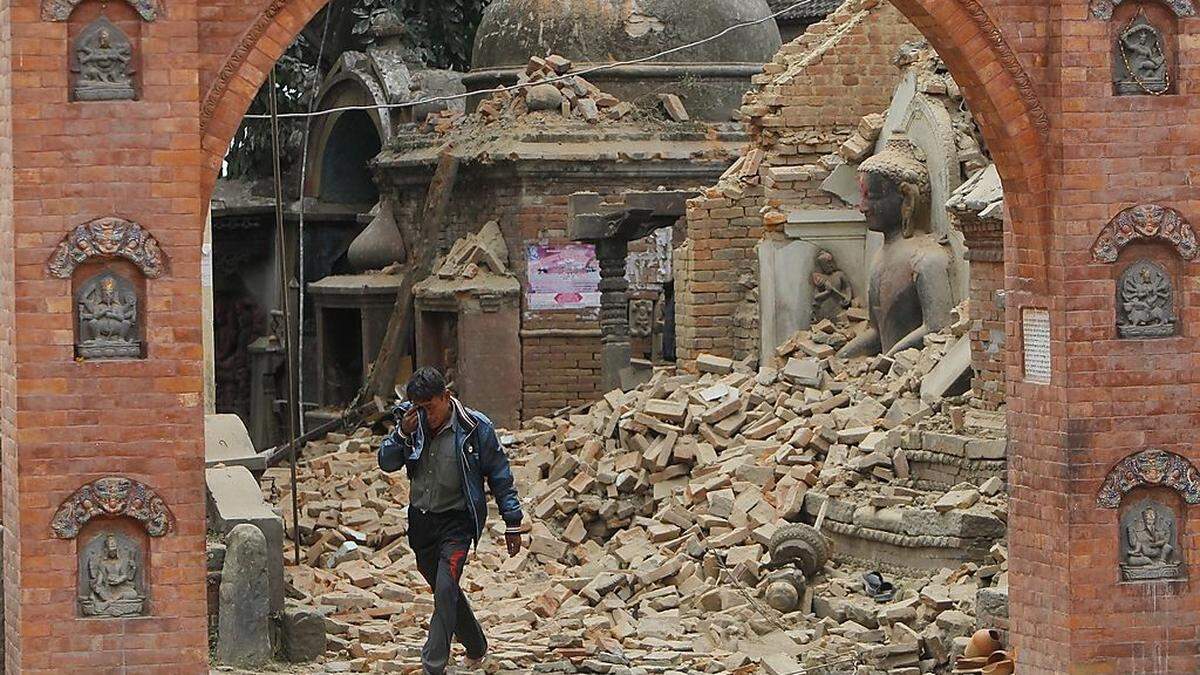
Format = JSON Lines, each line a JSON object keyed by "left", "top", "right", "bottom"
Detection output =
{"left": 1118, "top": 260, "right": 1175, "bottom": 338}
{"left": 73, "top": 18, "right": 135, "bottom": 101}
{"left": 1126, "top": 506, "right": 1175, "bottom": 566}
{"left": 629, "top": 299, "right": 655, "bottom": 338}
{"left": 838, "top": 135, "right": 955, "bottom": 358}
{"left": 1116, "top": 12, "right": 1168, "bottom": 95}
{"left": 810, "top": 250, "right": 855, "bottom": 323}
{"left": 78, "top": 273, "right": 140, "bottom": 358}
{"left": 81, "top": 533, "right": 145, "bottom": 617}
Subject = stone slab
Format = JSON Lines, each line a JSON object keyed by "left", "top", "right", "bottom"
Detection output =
{"left": 207, "top": 466, "right": 285, "bottom": 613}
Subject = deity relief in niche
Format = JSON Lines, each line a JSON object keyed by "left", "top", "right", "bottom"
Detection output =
{"left": 810, "top": 250, "right": 854, "bottom": 323}
{"left": 72, "top": 16, "right": 136, "bottom": 101}
{"left": 629, "top": 298, "right": 655, "bottom": 338}
{"left": 1120, "top": 498, "right": 1184, "bottom": 582}
{"left": 1113, "top": 11, "right": 1170, "bottom": 96}
{"left": 79, "top": 531, "right": 147, "bottom": 617}
{"left": 77, "top": 271, "right": 141, "bottom": 359}
{"left": 1117, "top": 259, "right": 1175, "bottom": 339}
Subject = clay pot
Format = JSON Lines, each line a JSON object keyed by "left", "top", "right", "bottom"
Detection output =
{"left": 964, "top": 628, "right": 1004, "bottom": 657}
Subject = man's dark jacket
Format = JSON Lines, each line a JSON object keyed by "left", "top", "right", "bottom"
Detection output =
{"left": 378, "top": 397, "right": 523, "bottom": 543}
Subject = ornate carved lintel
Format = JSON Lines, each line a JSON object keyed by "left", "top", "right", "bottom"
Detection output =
{"left": 1091, "top": 0, "right": 1196, "bottom": 20}
{"left": 1097, "top": 449, "right": 1200, "bottom": 509}
{"left": 47, "top": 217, "right": 167, "bottom": 279}
{"left": 42, "top": 0, "right": 159, "bottom": 21}
{"left": 51, "top": 477, "right": 175, "bottom": 539}
{"left": 1091, "top": 205, "right": 1197, "bottom": 263}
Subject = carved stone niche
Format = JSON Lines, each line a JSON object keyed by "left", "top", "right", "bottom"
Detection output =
{"left": 1098, "top": 1, "right": 1187, "bottom": 97}
{"left": 71, "top": 16, "right": 137, "bottom": 102}
{"left": 77, "top": 526, "right": 148, "bottom": 618}
{"left": 1116, "top": 259, "right": 1176, "bottom": 339}
{"left": 1119, "top": 495, "right": 1185, "bottom": 582}
{"left": 75, "top": 268, "right": 143, "bottom": 359}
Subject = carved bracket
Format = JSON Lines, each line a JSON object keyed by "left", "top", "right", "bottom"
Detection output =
{"left": 1091, "top": 0, "right": 1196, "bottom": 20}
{"left": 51, "top": 476, "right": 175, "bottom": 539}
{"left": 1097, "top": 449, "right": 1200, "bottom": 509}
{"left": 42, "top": 0, "right": 159, "bottom": 21}
{"left": 1091, "top": 204, "right": 1197, "bottom": 263}
{"left": 47, "top": 217, "right": 167, "bottom": 279}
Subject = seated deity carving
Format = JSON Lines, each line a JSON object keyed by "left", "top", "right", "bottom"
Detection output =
{"left": 80, "top": 533, "right": 146, "bottom": 617}
{"left": 810, "top": 249, "right": 855, "bottom": 323}
{"left": 1121, "top": 500, "right": 1183, "bottom": 582}
{"left": 77, "top": 272, "right": 141, "bottom": 359}
{"left": 838, "top": 134, "right": 955, "bottom": 359}
{"left": 1117, "top": 260, "right": 1175, "bottom": 338}
{"left": 73, "top": 17, "right": 136, "bottom": 101}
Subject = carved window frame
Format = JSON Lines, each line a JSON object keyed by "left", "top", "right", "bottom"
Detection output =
{"left": 42, "top": 0, "right": 159, "bottom": 22}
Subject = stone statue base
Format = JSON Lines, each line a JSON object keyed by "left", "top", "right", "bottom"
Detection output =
{"left": 80, "top": 595, "right": 145, "bottom": 617}
{"left": 76, "top": 84, "right": 136, "bottom": 102}
{"left": 78, "top": 340, "right": 141, "bottom": 359}
{"left": 1115, "top": 79, "right": 1168, "bottom": 96}
{"left": 1121, "top": 562, "right": 1184, "bottom": 582}
{"left": 1118, "top": 322, "right": 1175, "bottom": 339}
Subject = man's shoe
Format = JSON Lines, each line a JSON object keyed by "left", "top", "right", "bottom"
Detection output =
{"left": 461, "top": 655, "right": 485, "bottom": 670}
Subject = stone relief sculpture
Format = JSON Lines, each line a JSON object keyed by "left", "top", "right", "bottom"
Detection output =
{"left": 1090, "top": 0, "right": 1196, "bottom": 21}
{"left": 77, "top": 272, "right": 140, "bottom": 359}
{"left": 1121, "top": 499, "right": 1183, "bottom": 582}
{"left": 51, "top": 476, "right": 175, "bottom": 540}
{"left": 838, "top": 134, "right": 954, "bottom": 358}
{"left": 629, "top": 298, "right": 655, "bottom": 338}
{"left": 810, "top": 250, "right": 854, "bottom": 323}
{"left": 1117, "top": 260, "right": 1175, "bottom": 338}
{"left": 79, "top": 532, "right": 146, "bottom": 617}
{"left": 43, "top": 0, "right": 159, "bottom": 21}
{"left": 1114, "top": 11, "right": 1169, "bottom": 96}
{"left": 1091, "top": 204, "right": 1197, "bottom": 263}
{"left": 1097, "top": 448, "right": 1200, "bottom": 509}
{"left": 72, "top": 17, "right": 136, "bottom": 101}
{"left": 47, "top": 216, "right": 166, "bottom": 279}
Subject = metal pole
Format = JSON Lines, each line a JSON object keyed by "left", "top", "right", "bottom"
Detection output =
{"left": 267, "top": 68, "right": 303, "bottom": 567}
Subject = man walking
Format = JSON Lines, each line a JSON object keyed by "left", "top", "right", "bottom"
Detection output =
{"left": 379, "top": 367, "right": 524, "bottom": 674}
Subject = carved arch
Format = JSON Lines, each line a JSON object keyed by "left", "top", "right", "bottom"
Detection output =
{"left": 51, "top": 476, "right": 175, "bottom": 539}
{"left": 46, "top": 216, "right": 167, "bottom": 279}
{"left": 1091, "top": 204, "right": 1197, "bottom": 263}
{"left": 1091, "top": 0, "right": 1196, "bottom": 20}
{"left": 1097, "top": 449, "right": 1200, "bottom": 508}
{"left": 42, "top": 0, "right": 159, "bottom": 21}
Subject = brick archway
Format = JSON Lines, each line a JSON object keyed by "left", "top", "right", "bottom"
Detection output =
{"left": 5, "top": 0, "right": 1194, "bottom": 672}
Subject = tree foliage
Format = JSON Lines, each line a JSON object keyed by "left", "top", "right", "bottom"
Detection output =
{"left": 224, "top": 0, "right": 490, "bottom": 182}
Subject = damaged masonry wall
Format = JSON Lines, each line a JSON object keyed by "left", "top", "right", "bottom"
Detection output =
{"left": 676, "top": 0, "right": 922, "bottom": 366}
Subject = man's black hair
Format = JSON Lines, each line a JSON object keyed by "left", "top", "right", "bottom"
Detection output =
{"left": 406, "top": 366, "right": 447, "bottom": 402}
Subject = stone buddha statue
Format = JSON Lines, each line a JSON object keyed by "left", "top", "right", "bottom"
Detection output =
{"left": 74, "top": 18, "right": 135, "bottom": 101}
{"left": 81, "top": 533, "right": 145, "bottom": 617}
{"left": 1121, "top": 503, "right": 1181, "bottom": 582}
{"left": 838, "top": 135, "right": 955, "bottom": 358}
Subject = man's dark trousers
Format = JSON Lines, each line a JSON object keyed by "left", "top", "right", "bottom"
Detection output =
{"left": 409, "top": 508, "right": 487, "bottom": 674}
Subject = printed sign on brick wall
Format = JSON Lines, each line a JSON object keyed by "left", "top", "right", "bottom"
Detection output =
{"left": 526, "top": 243, "right": 601, "bottom": 311}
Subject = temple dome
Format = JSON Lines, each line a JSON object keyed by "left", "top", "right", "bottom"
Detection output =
{"left": 466, "top": 0, "right": 783, "bottom": 121}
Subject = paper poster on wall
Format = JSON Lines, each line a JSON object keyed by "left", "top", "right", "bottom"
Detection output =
{"left": 526, "top": 243, "right": 601, "bottom": 311}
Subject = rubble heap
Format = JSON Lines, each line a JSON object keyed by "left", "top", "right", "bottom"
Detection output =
{"left": 265, "top": 299, "right": 1009, "bottom": 674}
{"left": 423, "top": 55, "right": 691, "bottom": 134}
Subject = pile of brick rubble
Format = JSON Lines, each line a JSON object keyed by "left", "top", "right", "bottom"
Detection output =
{"left": 265, "top": 302, "right": 1009, "bottom": 675}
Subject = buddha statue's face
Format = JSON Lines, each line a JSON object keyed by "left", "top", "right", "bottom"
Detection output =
{"left": 1143, "top": 508, "right": 1157, "bottom": 529}
{"left": 859, "top": 172, "right": 905, "bottom": 236}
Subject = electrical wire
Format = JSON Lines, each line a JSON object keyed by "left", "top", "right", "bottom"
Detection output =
{"left": 243, "top": 0, "right": 820, "bottom": 122}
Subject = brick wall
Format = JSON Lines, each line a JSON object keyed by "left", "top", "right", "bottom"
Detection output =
{"left": 955, "top": 207, "right": 1005, "bottom": 410}
{"left": 0, "top": 1, "right": 13, "bottom": 667}
{"left": 677, "top": 0, "right": 921, "bottom": 366}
